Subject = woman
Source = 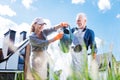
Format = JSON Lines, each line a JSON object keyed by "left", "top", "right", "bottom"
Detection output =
{"left": 28, "top": 17, "right": 68, "bottom": 80}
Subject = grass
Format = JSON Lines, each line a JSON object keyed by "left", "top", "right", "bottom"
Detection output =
{"left": 16, "top": 72, "right": 24, "bottom": 80}
{"left": 16, "top": 55, "right": 120, "bottom": 80}
{"left": 16, "top": 44, "right": 120, "bottom": 80}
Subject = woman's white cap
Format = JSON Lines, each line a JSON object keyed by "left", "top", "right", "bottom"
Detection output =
{"left": 33, "top": 17, "right": 46, "bottom": 25}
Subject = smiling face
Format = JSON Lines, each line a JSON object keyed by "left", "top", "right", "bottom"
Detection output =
{"left": 31, "top": 17, "right": 46, "bottom": 33}
{"left": 34, "top": 23, "right": 45, "bottom": 33}
{"left": 76, "top": 13, "right": 87, "bottom": 29}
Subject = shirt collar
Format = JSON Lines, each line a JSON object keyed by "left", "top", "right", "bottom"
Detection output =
{"left": 76, "top": 26, "right": 87, "bottom": 32}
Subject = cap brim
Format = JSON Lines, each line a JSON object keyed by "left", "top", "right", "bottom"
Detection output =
{"left": 43, "top": 23, "right": 47, "bottom": 25}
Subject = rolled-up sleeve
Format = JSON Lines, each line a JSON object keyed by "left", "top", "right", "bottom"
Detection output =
{"left": 43, "top": 27, "right": 56, "bottom": 36}
{"left": 89, "top": 30, "right": 97, "bottom": 53}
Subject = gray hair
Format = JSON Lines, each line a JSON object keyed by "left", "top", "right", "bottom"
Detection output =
{"left": 76, "top": 13, "right": 87, "bottom": 21}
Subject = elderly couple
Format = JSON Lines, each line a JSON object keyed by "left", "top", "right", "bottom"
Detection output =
{"left": 26, "top": 12, "right": 97, "bottom": 80}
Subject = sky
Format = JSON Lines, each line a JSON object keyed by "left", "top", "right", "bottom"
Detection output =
{"left": 0, "top": 0, "right": 120, "bottom": 61}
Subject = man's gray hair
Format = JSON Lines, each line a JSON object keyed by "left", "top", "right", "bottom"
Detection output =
{"left": 76, "top": 13, "right": 87, "bottom": 21}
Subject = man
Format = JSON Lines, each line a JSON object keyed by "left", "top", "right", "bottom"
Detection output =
{"left": 71, "top": 13, "right": 97, "bottom": 79}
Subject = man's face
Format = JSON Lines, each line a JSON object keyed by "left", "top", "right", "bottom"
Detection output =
{"left": 76, "top": 16, "right": 86, "bottom": 29}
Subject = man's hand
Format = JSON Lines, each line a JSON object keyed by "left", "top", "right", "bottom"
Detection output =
{"left": 93, "top": 53, "right": 96, "bottom": 59}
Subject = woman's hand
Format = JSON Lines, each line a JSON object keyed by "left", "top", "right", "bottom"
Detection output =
{"left": 53, "top": 32, "right": 63, "bottom": 41}
{"left": 54, "top": 22, "right": 69, "bottom": 30}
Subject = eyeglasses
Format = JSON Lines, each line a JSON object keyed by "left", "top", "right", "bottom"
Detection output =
{"left": 38, "top": 24, "right": 45, "bottom": 26}
{"left": 35, "top": 22, "right": 46, "bottom": 26}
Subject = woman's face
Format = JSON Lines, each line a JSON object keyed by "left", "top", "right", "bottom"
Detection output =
{"left": 34, "top": 23, "right": 45, "bottom": 32}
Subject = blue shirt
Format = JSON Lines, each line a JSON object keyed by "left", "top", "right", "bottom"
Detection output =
{"left": 72, "top": 27, "right": 97, "bottom": 53}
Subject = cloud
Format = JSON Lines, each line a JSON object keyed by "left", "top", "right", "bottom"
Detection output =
{"left": 116, "top": 14, "right": 120, "bottom": 19}
{"left": 95, "top": 37, "right": 104, "bottom": 48}
{"left": 0, "top": 16, "right": 17, "bottom": 35}
{"left": 98, "top": 0, "right": 111, "bottom": 11}
{"left": 43, "top": 19, "right": 52, "bottom": 29}
{"left": 11, "top": 0, "right": 16, "bottom": 2}
{"left": 0, "top": 16, "right": 30, "bottom": 47}
{"left": 0, "top": 5, "right": 16, "bottom": 17}
{"left": 72, "top": 0, "right": 85, "bottom": 4}
{"left": 17, "top": 23, "right": 31, "bottom": 36}
{"left": 22, "top": 0, "right": 33, "bottom": 9}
